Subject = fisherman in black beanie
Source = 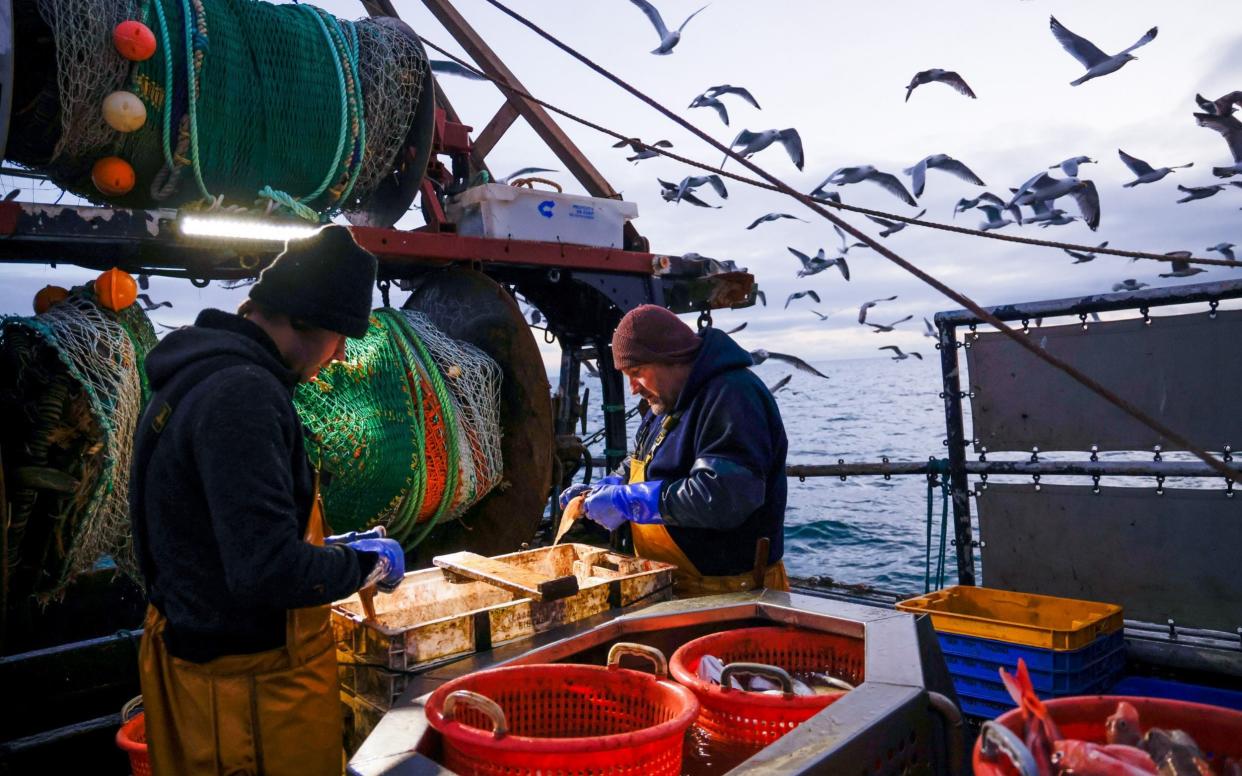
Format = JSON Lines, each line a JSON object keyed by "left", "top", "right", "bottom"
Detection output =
{"left": 130, "top": 224, "right": 406, "bottom": 774}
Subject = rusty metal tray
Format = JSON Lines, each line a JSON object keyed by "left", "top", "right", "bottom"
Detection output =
{"left": 332, "top": 543, "right": 674, "bottom": 709}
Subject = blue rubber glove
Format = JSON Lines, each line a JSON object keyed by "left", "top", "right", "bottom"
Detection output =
{"left": 348, "top": 537, "right": 406, "bottom": 593}
{"left": 583, "top": 481, "right": 664, "bottom": 531}
{"left": 557, "top": 475, "right": 625, "bottom": 509}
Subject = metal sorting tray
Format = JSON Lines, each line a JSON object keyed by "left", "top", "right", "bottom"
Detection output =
{"left": 345, "top": 591, "right": 967, "bottom": 776}
{"left": 333, "top": 543, "right": 675, "bottom": 710}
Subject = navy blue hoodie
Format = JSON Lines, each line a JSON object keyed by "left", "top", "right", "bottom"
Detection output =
{"left": 634, "top": 328, "right": 788, "bottom": 576}
{"left": 130, "top": 309, "right": 370, "bottom": 662}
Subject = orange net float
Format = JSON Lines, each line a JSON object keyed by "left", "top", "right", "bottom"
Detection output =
{"left": 113, "top": 21, "right": 157, "bottom": 62}
{"left": 91, "top": 157, "right": 136, "bottom": 196}
{"left": 94, "top": 268, "right": 139, "bottom": 312}
{"left": 33, "top": 285, "right": 70, "bottom": 315}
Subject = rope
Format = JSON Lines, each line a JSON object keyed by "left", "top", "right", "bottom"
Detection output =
{"left": 473, "top": 0, "right": 1242, "bottom": 484}
{"left": 924, "top": 458, "right": 952, "bottom": 593}
{"left": 416, "top": 36, "right": 1238, "bottom": 271}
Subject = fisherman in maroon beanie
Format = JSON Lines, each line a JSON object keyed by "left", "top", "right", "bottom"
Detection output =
{"left": 560, "top": 305, "right": 789, "bottom": 596}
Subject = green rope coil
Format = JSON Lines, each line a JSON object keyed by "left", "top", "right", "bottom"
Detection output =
{"left": 294, "top": 309, "right": 474, "bottom": 548}
{"left": 114, "top": 0, "right": 370, "bottom": 219}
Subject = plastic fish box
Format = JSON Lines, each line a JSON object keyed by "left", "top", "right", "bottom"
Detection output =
{"left": 937, "top": 629, "right": 1125, "bottom": 678}
{"left": 332, "top": 543, "right": 674, "bottom": 709}
{"left": 1108, "top": 676, "right": 1242, "bottom": 712}
{"left": 953, "top": 653, "right": 1124, "bottom": 720}
{"left": 446, "top": 183, "right": 639, "bottom": 248}
{"left": 941, "top": 633, "right": 1125, "bottom": 695}
{"left": 896, "top": 586, "right": 1123, "bottom": 650}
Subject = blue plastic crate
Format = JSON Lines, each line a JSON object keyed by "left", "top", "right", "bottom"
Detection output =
{"left": 942, "top": 640, "right": 1125, "bottom": 694}
{"left": 936, "top": 629, "right": 1124, "bottom": 673}
{"left": 951, "top": 651, "right": 1124, "bottom": 719}
{"left": 1109, "top": 676, "right": 1242, "bottom": 712}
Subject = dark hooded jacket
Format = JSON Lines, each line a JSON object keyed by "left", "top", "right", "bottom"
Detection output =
{"left": 130, "top": 309, "right": 372, "bottom": 663}
{"left": 632, "top": 328, "right": 787, "bottom": 576}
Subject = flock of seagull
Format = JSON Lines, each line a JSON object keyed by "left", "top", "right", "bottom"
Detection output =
{"left": 473, "top": 4, "right": 1242, "bottom": 376}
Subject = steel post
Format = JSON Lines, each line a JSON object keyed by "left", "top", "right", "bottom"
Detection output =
{"left": 936, "top": 320, "right": 975, "bottom": 586}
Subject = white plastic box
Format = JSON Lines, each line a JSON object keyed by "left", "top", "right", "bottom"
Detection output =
{"left": 446, "top": 183, "right": 638, "bottom": 249}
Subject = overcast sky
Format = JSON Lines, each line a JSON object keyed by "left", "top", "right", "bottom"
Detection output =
{"left": 2, "top": 0, "right": 1240, "bottom": 364}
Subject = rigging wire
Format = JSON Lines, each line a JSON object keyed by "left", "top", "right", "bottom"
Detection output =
{"left": 415, "top": 36, "right": 1239, "bottom": 270}
{"left": 458, "top": 0, "right": 1241, "bottom": 482}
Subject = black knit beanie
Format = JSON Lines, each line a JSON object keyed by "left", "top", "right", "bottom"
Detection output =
{"left": 249, "top": 225, "right": 377, "bottom": 338}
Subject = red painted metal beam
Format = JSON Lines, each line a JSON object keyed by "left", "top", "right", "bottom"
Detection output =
{"left": 351, "top": 227, "right": 656, "bottom": 274}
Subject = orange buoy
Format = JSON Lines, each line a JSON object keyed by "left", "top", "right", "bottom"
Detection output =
{"left": 95, "top": 268, "right": 138, "bottom": 312}
{"left": 113, "top": 21, "right": 157, "bottom": 62}
{"left": 102, "top": 91, "right": 147, "bottom": 132}
{"left": 91, "top": 156, "right": 136, "bottom": 196}
{"left": 33, "top": 285, "right": 70, "bottom": 314}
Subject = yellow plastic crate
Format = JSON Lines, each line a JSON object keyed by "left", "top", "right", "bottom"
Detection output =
{"left": 897, "top": 586, "right": 1123, "bottom": 651}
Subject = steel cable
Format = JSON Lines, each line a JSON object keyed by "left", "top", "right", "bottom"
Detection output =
{"left": 415, "top": 36, "right": 1239, "bottom": 270}
{"left": 453, "top": 1, "right": 1241, "bottom": 482}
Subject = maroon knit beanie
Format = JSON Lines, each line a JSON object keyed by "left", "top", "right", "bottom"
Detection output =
{"left": 611, "top": 305, "right": 702, "bottom": 370}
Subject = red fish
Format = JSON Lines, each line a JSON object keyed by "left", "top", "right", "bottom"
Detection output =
{"left": 1106, "top": 702, "right": 1143, "bottom": 747}
{"left": 1053, "top": 740, "right": 1158, "bottom": 775}
{"left": 1001, "top": 659, "right": 1062, "bottom": 776}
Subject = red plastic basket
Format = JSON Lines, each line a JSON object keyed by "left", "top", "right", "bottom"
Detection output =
{"left": 669, "top": 626, "right": 865, "bottom": 748}
{"left": 425, "top": 644, "right": 699, "bottom": 776}
{"left": 115, "top": 710, "right": 151, "bottom": 776}
{"left": 973, "top": 695, "right": 1242, "bottom": 775}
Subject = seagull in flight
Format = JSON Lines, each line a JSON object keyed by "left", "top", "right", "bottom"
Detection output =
{"left": 903, "top": 154, "right": 986, "bottom": 198}
{"left": 501, "top": 167, "right": 557, "bottom": 183}
{"left": 746, "top": 212, "right": 807, "bottom": 230}
{"left": 768, "top": 374, "right": 793, "bottom": 394}
{"left": 1112, "top": 279, "right": 1149, "bottom": 292}
{"left": 749, "top": 349, "right": 828, "bottom": 379}
{"left": 1206, "top": 242, "right": 1236, "bottom": 260}
{"left": 866, "top": 209, "right": 924, "bottom": 237}
{"left": 785, "top": 290, "right": 821, "bottom": 309}
{"left": 628, "top": 0, "right": 709, "bottom": 55}
{"left": 724, "top": 322, "right": 747, "bottom": 334}
{"left": 880, "top": 345, "right": 923, "bottom": 361}
{"left": 977, "top": 205, "right": 1015, "bottom": 231}
{"left": 832, "top": 224, "right": 869, "bottom": 256}
{"left": 724, "top": 128, "right": 804, "bottom": 170}
{"left": 688, "top": 95, "right": 730, "bottom": 125}
{"left": 865, "top": 315, "right": 914, "bottom": 333}
{"left": 1157, "top": 253, "right": 1206, "bottom": 279}
{"left": 1118, "top": 149, "right": 1192, "bottom": 187}
{"left": 810, "top": 310, "right": 832, "bottom": 321}
{"left": 1050, "top": 156, "right": 1097, "bottom": 177}
{"left": 789, "top": 247, "right": 849, "bottom": 280}
{"left": 922, "top": 318, "right": 937, "bottom": 338}
{"left": 818, "top": 166, "right": 917, "bottom": 206}
{"left": 1007, "top": 173, "right": 1101, "bottom": 230}
{"left": 905, "top": 69, "right": 976, "bottom": 102}
{"left": 612, "top": 138, "right": 672, "bottom": 163}
{"left": 1176, "top": 184, "right": 1226, "bottom": 203}
{"left": 689, "top": 85, "right": 761, "bottom": 125}
{"left": 659, "top": 175, "right": 726, "bottom": 207}
{"left": 137, "top": 293, "right": 172, "bottom": 311}
{"left": 954, "top": 192, "right": 1005, "bottom": 217}
{"left": 429, "top": 60, "right": 487, "bottom": 80}
{"left": 858, "top": 296, "right": 898, "bottom": 324}
{"left": 1064, "top": 241, "right": 1109, "bottom": 263}
{"left": 1213, "top": 162, "right": 1242, "bottom": 178}
{"left": 1049, "top": 16, "right": 1157, "bottom": 86}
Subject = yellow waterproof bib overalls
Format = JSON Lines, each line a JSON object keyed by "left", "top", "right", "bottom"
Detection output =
{"left": 628, "top": 414, "right": 790, "bottom": 597}
{"left": 138, "top": 473, "right": 343, "bottom": 776}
